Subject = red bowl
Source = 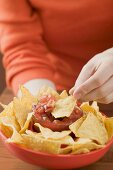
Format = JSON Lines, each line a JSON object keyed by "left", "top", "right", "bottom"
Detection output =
{"left": 0, "top": 130, "right": 113, "bottom": 169}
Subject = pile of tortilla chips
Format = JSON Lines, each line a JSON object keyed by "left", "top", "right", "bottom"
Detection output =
{"left": 0, "top": 86, "right": 113, "bottom": 155}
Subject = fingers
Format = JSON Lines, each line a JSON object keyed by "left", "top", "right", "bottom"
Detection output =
{"left": 97, "top": 92, "right": 113, "bottom": 104}
{"left": 69, "top": 59, "right": 95, "bottom": 95}
{"left": 73, "top": 63, "right": 113, "bottom": 99}
{"left": 69, "top": 87, "right": 75, "bottom": 95}
{"left": 80, "top": 76, "right": 113, "bottom": 101}
{"left": 74, "top": 60, "right": 95, "bottom": 89}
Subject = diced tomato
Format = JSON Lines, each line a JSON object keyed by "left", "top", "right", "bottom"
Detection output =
{"left": 31, "top": 95, "right": 83, "bottom": 132}
{"left": 32, "top": 95, "right": 55, "bottom": 114}
{"left": 76, "top": 101, "right": 81, "bottom": 107}
{"left": 40, "top": 95, "right": 56, "bottom": 105}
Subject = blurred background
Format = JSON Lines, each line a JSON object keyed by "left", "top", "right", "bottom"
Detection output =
{"left": 0, "top": 53, "right": 6, "bottom": 94}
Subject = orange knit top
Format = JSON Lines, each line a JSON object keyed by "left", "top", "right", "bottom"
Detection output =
{"left": 0, "top": 0, "right": 113, "bottom": 94}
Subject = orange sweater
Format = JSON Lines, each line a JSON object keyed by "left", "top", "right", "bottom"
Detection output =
{"left": 0, "top": 0, "right": 113, "bottom": 94}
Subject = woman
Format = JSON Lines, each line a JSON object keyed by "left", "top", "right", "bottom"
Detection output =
{"left": 0, "top": 0, "right": 113, "bottom": 104}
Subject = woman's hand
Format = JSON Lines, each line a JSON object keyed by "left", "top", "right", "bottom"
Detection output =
{"left": 69, "top": 48, "right": 113, "bottom": 104}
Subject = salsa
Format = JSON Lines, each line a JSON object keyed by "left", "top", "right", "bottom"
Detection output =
{"left": 32, "top": 95, "right": 83, "bottom": 131}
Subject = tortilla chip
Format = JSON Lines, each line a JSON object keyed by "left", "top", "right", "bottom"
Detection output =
{"left": 60, "top": 90, "right": 68, "bottom": 99}
{"left": 0, "top": 101, "right": 14, "bottom": 118}
{"left": 91, "top": 101, "right": 99, "bottom": 112}
{"left": 72, "top": 148, "right": 90, "bottom": 154}
{"left": 0, "top": 118, "right": 23, "bottom": 144}
{"left": 0, "top": 124, "right": 13, "bottom": 138}
{"left": 13, "top": 98, "right": 28, "bottom": 129}
{"left": 26, "top": 130, "right": 43, "bottom": 138}
{"left": 81, "top": 102, "right": 105, "bottom": 122}
{"left": 23, "top": 129, "right": 74, "bottom": 154}
{"left": 51, "top": 96, "right": 76, "bottom": 118}
{"left": 7, "top": 126, "right": 24, "bottom": 144}
{"left": 26, "top": 130, "right": 74, "bottom": 145}
{"left": 13, "top": 86, "right": 37, "bottom": 130}
{"left": 13, "top": 89, "right": 36, "bottom": 129}
{"left": 104, "top": 117, "right": 113, "bottom": 139}
{"left": 71, "top": 138, "right": 104, "bottom": 154}
{"left": 19, "top": 112, "right": 33, "bottom": 134}
{"left": 22, "top": 133, "right": 61, "bottom": 154}
{"left": 35, "top": 123, "right": 71, "bottom": 139}
{"left": 0, "top": 115, "right": 20, "bottom": 133}
{"left": 73, "top": 113, "right": 108, "bottom": 145}
{"left": 20, "top": 85, "right": 38, "bottom": 109}
{"left": 69, "top": 116, "right": 86, "bottom": 134}
{"left": 80, "top": 103, "right": 96, "bottom": 114}
{"left": 76, "top": 138, "right": 92, "bottom": 143}
{"left": 0, "top": 102, "right": 7, "bottom": 109}
{"left": 60, "top": 146, "right": 72, "bottom": 154}
{"left": 20, "top": 85, "right": 37, "bottom": 101}
{"left": 37, "top": 86, "right": 60, "bottom": 100}
{"left": 0, "top": 101, "right": 20, "bottom": 136}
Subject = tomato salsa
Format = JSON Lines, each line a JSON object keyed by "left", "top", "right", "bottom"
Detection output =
{"left": 31, "top": 95, "right": 83, "bottom": 131}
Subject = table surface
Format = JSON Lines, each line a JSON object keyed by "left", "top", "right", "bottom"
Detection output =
{"left": 0, "top": 89, "right": 113, "bottom": 170}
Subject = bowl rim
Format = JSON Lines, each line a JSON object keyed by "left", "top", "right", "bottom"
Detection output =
{"left": 0, "top": 129, "right": 113, "bottom": 158}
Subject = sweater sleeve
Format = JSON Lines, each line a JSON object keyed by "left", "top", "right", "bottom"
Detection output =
{"left": 0, "top": 0, "right": 56, "bottom": 94}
